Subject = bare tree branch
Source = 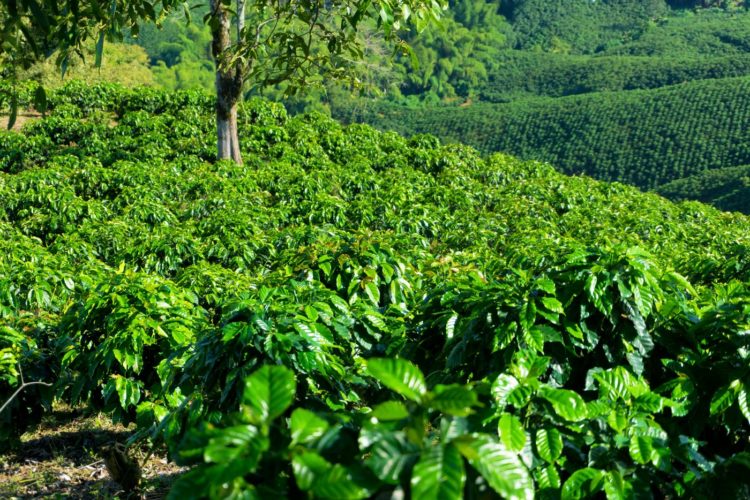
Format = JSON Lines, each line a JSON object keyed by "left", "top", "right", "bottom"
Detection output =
{"left": 0, "top": 364, "right": 52, "bottom": 415}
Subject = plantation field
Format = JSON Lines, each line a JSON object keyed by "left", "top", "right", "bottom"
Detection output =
{"left": 339, "top": 75, "right": 750, "bottom": 191}
{"left": 480, "top": 51, "right": 750, "bottom": 102}
{"left": 3, "top": 82, "right": 750, "bottom": 497}
{"left": 656, "top": 163, "right": 750, "bottom": 213}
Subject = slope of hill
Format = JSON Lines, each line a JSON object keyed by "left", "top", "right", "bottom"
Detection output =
{"left": 338, "top": 75, "right": 750, "bottom": 190}
{"left": 3, "top": 82, "right": 750, "bottom": 496}
{"left": 504, "top": 0, "right": 669, "bottom": 53}
{"left": 605, "top": 8, "right": 750, "bottom": 56}
{"left": 656, "top": 163, "right": 750, "bottom": 213}
{"left": 480, "top": 51, "right": 750, "bottom": 101}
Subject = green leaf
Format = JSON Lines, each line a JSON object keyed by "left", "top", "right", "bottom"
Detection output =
{"left": 739, "top": 384, "right": 750, "bottom": 424}
{"left": 242, "top": 365, "right": 297, "bottom": 425}
{"left": 204, "top": 425, "right": 267, "bottom": 466}
{"left": 536, "top": 278, "right": 556, "bottom": 295}
{"left": 371, "top": 401, "right": 410, "bottom": 421}
{"left": 520, "top": 300, "right": 536, "bottom": 334}
{"left": 633, "top": 392, "right": 664, "bottom": 413}
{"left": 290, "top": 408, "right": 329, "bottom": 446}
{"left": 498, "top": 413, "right": 526, "bottom": 453}
{"left": 366, "top": 358, "right": 427, "bottom": 403}
{"left": 541, "top": 297, "right": 564, "bottom": 314}
{"left": 507, "top": 386, "right": 534, "bottom": 408}
{"left": 523, "top": 325, "right": 545, "bottom": 351}
{"left": 628, "top": 435, "right": 655, "bottom": 465}
{"left": 365, "top": 431, "right": 418, "bottom": 484}
{"left": 539, "top": 387, "right": 588, "bottom": 421}
{"left": 535, "top": 428, "right": 563, "bottom": 463}
{"left": 312, "top": 464, "right": 372, "bottom": 499}
{"left": 429, "top": 384, "right": 479, "bottom": 417}
{"left": 411, "top": 444, "right": 465, "bottom": 500}
{"left": 293, "top": 451, "right": 332, "bottom": 491}
{"left": 445, "top": 313, "right": 458, "bottom": 342}
{"left": 304, "top": 305, "right": 319, "bottom": 322}
{"left": 365, "top": 282, "right": 380, "bottom": 305}
{"left": 607, "top": 410, "right": 628, "bottom": 433}
{"left": 491, "top": 374, "right": 520, "bottom": 407}
{"left": 561, "top": 468, "right": 605, "bottom": 500}
{"left": 454, "top": 434, "right": 533, "bottom": 500}
{"left": 594, "top": 369, "right": 629, "bottom": 401}
{"left": 710, "top": 382, "right": 739, "bottom": 416}
{"left": 535, "top": 465, "right": 561, "bottom": 489}
{"left": 114, "top": 376, "right": 141, "bottom": 409}
{"left": 603, "top": 470, "right": 633, "bottom": 500}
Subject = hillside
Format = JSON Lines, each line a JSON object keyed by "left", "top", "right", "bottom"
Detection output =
{"left": 503, "top": 0, "right": 669, "bottom": 53}
{"left": 3, "top": 82, "right": 750, "bottom": 497}
{"left": 338, "top": 75, "right": 750, "bottom": 190}
{"left": 656, "top": 163, "right": 750, "bottom": 212}
{"left": 480, "top": 51, "right": 750, "bottom": 102}
{"left": 107, "top": 1, "right": 750, "bottom": 213}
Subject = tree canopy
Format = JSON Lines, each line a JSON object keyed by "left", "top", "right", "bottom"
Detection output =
{"left": 1, "top": 0, "right": 445, "bottom": 162}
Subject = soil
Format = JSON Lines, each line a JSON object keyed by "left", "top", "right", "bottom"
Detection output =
{"left": 0, "top": 405, "right": 187, "bottom": 499}
{"left": 0, "top": 112, "right": 42, "bottom": 132}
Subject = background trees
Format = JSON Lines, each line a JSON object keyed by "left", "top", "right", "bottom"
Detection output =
{"left": 0, "top": 0, "right": 445, "bottom": 163}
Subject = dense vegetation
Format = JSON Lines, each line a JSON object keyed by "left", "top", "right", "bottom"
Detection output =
{"left": 19, "top": 43, "right": 156, "bottom": 89}
{"left": 479, "top": 51, "right": 750, "bottom": 102}
{"left": 340, "top": 75, "right": 750, "bottom": 190}
{"left": 604, "top": 8, "right": 750, "bottom": 57}
{"left": 101, "top": 0, "right": 750, "bottom": 210}
{"left": 501, "top": 0, "right": 669, "bottom": 54}
{"left": 656, "top": 164, "right": 750, "bottom": 213}
{"left": 3, "top": 82, "right": 750, "bottom": 497}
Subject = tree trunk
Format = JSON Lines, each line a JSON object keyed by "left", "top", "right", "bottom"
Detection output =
{"left": 210, "top": 0, "right": 243, "bottom": 164}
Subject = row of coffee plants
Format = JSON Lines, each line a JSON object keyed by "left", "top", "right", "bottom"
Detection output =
{"left": 338, "top": 74, "right": 750, "bottom": 191}
{"left": 480, "top": 51, "right": 750, "bottom": 102}
{"left": 656, "top": 163, "right": 750, "bottom": 214}
{"left": 2, "top": 81, "right": 750, "bottom": 497}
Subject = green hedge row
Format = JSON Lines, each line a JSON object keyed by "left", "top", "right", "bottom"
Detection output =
{"left": 656, "top": 164, "right": 750, "bottom": 213}
{"left": 338, "top": 75, "right": 750, "bottom": 190}
{"left": 481, "top": 51, "right": 750, "bottom": 101}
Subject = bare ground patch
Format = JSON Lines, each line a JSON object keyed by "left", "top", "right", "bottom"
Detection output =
{"left": 0, "top": 405, "right": 186, "bottom": 499}
{"left": 0, "top": 112, "right": 43, "bottom": 132}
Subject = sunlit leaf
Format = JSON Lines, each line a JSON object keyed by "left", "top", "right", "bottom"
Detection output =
{"left": 498, "top": 413, "right": 526, "bottom": 453}
{"left": 366, "top": 358, "right": 427, "bottom": 403}
{"left": 454, "top": 434, "right": 533, "bottom": 500}
{"left": 242, "top": 365, "right": 297, "bottom": 425}
{"left": 411, "top": 444, "right": 465, "bottom": 500}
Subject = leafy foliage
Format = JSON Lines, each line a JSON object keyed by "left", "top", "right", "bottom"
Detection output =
{"left": 340, "top": 75, "right": 750, "bottom": 190}
{"left": 2, "top": 82, "right": 750, "bottom": 496}
{"left": 656, "top": 164, "right": 750, "bottom": 214}
{"left": 479, "top": 51, "right": 750, "bottom": 102}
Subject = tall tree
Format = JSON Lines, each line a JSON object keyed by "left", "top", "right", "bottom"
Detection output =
{"left": 0, "top": 0, "right": 444, "bottom": 163}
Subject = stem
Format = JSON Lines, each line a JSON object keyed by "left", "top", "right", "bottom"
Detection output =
{"left": 237, "top": 0, "right": 246, "bottom": 44}
{"left": 0, "top": 365, "right": 52, "bottom": 415}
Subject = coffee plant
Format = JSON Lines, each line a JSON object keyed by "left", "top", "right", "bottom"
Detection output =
{"left": 2, "top": 81, "right": 750, "bottom": 497}
{"left": 338, "top": 74, "right": 750, "bottom": 191}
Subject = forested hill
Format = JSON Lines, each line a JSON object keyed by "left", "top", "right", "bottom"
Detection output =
{"left": 335, "top": 75, "right": 750, "bottom": 191}
{"left": 331, "top": 1, "right": 750, "bottom": 212}
{"left": 656, "top": 164, "right": 750, "bottom": 213}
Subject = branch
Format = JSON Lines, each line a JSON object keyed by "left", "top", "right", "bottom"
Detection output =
{"left": 237, "top": 0, "right": 246, "bottom": 45}
{"left": 0, "top": 364, "right": 52, "bottom": 415}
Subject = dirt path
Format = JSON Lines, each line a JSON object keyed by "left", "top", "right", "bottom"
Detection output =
{"left": 0, "top": 112, "right": 42, "bottom": 132}
{"left": 0, "top": 405, "right": 186, "bottom": 499}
